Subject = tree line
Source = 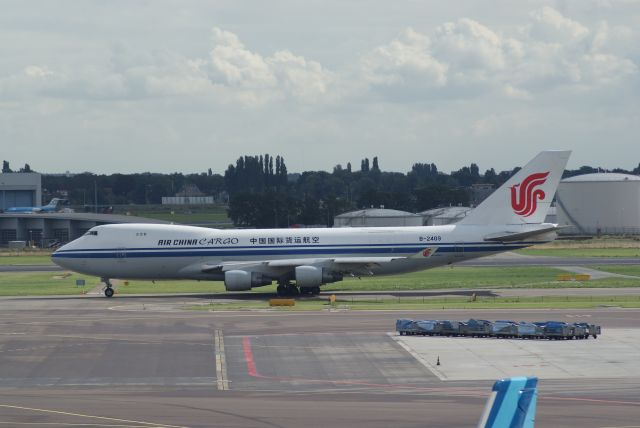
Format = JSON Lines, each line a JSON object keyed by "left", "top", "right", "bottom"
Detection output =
{"left": 2, "top": 158, "right": 639, "bottom": 228}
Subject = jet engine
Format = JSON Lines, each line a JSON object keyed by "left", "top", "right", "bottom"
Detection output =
{"left": 224, "top": 270, "right": 271, "bottom": 291}
{"left": 294, "top": 266, "right": 342, "bottom": 287}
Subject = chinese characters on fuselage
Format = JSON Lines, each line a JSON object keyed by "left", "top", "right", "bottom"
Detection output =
{"left": 249, "top": 236, "right": 320, "bottom": 245}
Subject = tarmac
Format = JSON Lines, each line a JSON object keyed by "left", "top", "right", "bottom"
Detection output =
{"left": 0, "top": 296, "right": 639, "bottom": 427}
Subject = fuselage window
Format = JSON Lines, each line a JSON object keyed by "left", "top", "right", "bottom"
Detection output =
{"left": 84, "top": 231, "right": 98, "bottom": 236}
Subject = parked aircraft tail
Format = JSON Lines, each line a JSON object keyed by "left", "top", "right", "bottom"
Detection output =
{"left": 459, "top": 151, "right": 570, "bottom": 225}
{"left": 41, "top": 198, "right": 67, "bottom": 212}
{"left": 477, "top": 376, "right": 538, "bottom": 428}
{"left": 45, "top": 198, "right": 62, "bottom": 208}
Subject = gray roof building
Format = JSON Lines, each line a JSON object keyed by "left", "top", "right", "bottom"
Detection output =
{"left": 334, "top": 208, "right": 422, "bottom": 227}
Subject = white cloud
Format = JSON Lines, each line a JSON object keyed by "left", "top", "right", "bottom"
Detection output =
{"left": 208, "top": 28, "right": 276, "bottom": 89}
{"left": 358, "top": 7, "right": 638, "bottom": 100}
{"left": 24, "top": 65, "right": 53, "bottom": 78}
{"left": 432, "top": 18, "right": 509, "bottom": 71}
{"left": 503, "top": 84, "right": 532, "bottom": 100}
{"left": 267, "top": 50, "right": 333, "bottom": 101}
{"left": 1, "top": 28, "right": 336, "bottom": 106}
{"left": 530, "top": 6, "right": 590, "bottom": 43}
{"left": 207, "top": 27, "right": 334, "bottom": 105}
{"left": 361, "top": 28, "right": 448, "bottom": 88}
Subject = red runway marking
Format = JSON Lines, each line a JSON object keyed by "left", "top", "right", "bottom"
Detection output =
{"left": 240, "top": 336, "right": 640, "bottom": 407}
{"left": 242, "top": 336, "right": 262, "bottom": 378}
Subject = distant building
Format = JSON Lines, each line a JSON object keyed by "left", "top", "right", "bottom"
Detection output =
{"left": 176, "top": 183, "right": 205, "bottom": 197}
{"left": 162, "top": 196, "right": 216, "bottom": 205}
{"left": 556, "top": 173, "right": 640, "bottom": 235}
{"left": 470, "top": 183, "right": 494, "bottom": 207}
{"left": 420, "top": 206, "right": 473, "bottom": 226}
{"left": 0, "top": 173, "right": 42, "bottom": 211}
{"left": 162, "top": 183, "right": 220, "bottom": 205}
{"left": 334, "top": 208, "right": 422, "bottom": 227}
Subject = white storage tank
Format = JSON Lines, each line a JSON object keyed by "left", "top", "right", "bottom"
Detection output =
{"left": 556, "top": 173, "right": 640, "bottom": 235}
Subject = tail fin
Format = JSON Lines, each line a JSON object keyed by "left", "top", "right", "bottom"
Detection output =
{"left": 460, "top": 151, "right": 571, "bottom": 225}
{"left": 478, "top": 376, "right": 538, "bottom": 428}
{"left": 45, "top": 198, "right": 60, "bottom": 208}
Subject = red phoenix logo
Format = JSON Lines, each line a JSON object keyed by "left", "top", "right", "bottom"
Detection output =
{"left": 510, "top": 171, "right": 550, "bottom": 217}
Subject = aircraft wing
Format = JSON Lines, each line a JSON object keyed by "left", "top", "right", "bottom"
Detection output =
{"left": 200, "top": 247, "right": 438, "bottom": 276}
{"left": 201, "top": 257, "right": 403, "bottom": 275}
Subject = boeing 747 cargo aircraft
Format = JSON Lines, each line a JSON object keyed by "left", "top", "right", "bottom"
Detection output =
{"left": 52, "top": 151, "right": 570, "bottom": 297}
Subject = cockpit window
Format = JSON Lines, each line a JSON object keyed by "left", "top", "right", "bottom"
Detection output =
{"left": 84, "top": 230, "right": 98, "bottom": 236}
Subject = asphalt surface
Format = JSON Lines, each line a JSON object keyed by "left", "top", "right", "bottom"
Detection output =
{"left": 0, "top": 296, "right": 639, "bottom": 427}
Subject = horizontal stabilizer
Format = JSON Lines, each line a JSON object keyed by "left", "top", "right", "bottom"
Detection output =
{"left": 483, "top": 226, "right": 562, "bottom": 242}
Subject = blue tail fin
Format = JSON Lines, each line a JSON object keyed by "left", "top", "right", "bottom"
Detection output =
{"left": 478, "top": 377, "right": 538, "bottom": 428}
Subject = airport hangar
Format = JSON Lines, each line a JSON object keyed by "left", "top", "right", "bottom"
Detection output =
{"left": 0, "top": 172, "right": 41, "bottom": 210}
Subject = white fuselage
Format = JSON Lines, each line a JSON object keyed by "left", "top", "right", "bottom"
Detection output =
{"left": 52, "top": 223, "right": 554, "bottom": 281}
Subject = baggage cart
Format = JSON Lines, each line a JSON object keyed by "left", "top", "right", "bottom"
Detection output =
{"left": 462, "top": 319, "right": 492, "bottom": 337}
{"left": 415, "top": 320, "right": 442, "bottom": 336}
{"left": 492, "top": 321, "right": 518, "bottom": 338}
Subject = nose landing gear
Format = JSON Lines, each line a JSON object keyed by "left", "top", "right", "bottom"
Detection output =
{"left": 102, "top": 278, "right": 114, "bottom": 297}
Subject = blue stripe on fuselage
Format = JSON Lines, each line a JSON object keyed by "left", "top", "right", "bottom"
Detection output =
{"left": 53, "top": 241, "right": 544, "bottom": 254}
{"left": 52, "top": 244, "right": 528, "bottom": 259}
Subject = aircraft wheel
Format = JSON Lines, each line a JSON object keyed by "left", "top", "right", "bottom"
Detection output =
{"left": 287, "top": 285, "right": 300, "bottom": 296}
{"left": 312, "top": 286, "right": 320, "bottom": 295}
{"left": 276, "top": 284, "right": 286, "bottom": 297}
{"left": 104, "top": 287, "right": 114, "bottom": 298}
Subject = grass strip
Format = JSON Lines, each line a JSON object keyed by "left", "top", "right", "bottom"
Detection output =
{"left": 589, "top": 265, "right": 640, "bottom": 277}
{"left": 2, "top": 266, "right": 639, "bottom": 296}
{"left": 187, "top": 295, "right": 640, "bottom": 311}
{"left": 516, "top": 248, "right": 640, "bottom": 258}
{"left": 0, "top": 272, "right": 98, "bottom": 296}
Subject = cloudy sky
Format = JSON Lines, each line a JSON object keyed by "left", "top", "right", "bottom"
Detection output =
{"left": 1, "top": 0, "right": 638, "bottom": 174}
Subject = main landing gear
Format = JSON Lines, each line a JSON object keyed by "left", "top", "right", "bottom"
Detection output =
{"left": 276, "top": 281, "right": 321, "bottom": 297}
{"left": 102, "top": 278, "right": 114, "bottom": 298}
{"left": 276, "top": 282, "right": 299, "bottom": 297}
{"left": 300, "top": 286, "right": 321, "bottom": 296}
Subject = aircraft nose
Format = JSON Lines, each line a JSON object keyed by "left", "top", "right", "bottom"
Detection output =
{"left": 51, "top": 244, "right": 76, "bottom": 270}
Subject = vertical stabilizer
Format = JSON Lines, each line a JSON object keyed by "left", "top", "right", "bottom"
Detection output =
{"left": 45, "top": 198, "right": 60, "bottom": 208}
{"left": 460, "top": 151, "right": 571, "bottom": 225}
{"left": 478, "top": 376, "right": 538, "bottom": 428}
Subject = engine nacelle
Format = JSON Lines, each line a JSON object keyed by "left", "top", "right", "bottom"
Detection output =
{"left": 224, "top": 270, "right": 271, "bottom": 291}
{"left": 295, "top": 266, "right": 343, "bottom": 288}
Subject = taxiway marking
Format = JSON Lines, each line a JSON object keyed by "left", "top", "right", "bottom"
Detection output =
{"left": 0, "top": 404, "right": 185, "bottom": 428}
{"left": 214, "top": 329, "right": 229, "bottom": 390}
